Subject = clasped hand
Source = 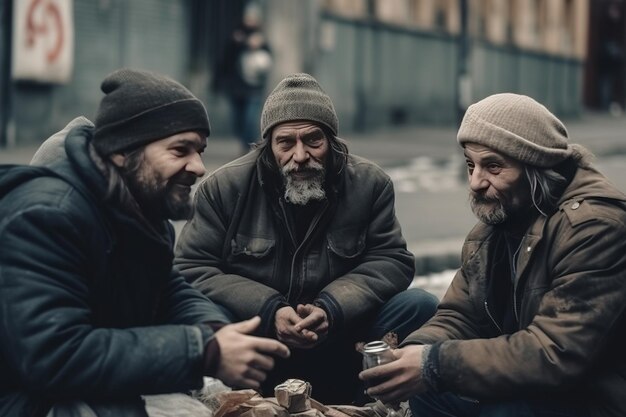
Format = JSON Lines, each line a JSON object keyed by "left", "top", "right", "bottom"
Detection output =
{"left": 275, "top": 304, "right": 329, "bottom": 348}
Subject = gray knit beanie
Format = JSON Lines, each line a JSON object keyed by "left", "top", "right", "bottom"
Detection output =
{"left": 457, "top": 93, "right": 573, "bottom": 167}
{"left": 93, "top": 68, "right": 210, "bottom": 156}
{"left": 260, "top": 73, "right": 338, "bottom": 138}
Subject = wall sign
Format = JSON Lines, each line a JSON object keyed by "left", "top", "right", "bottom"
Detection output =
{"left": 12, "top": 0, "right": 74, "bottom": 83}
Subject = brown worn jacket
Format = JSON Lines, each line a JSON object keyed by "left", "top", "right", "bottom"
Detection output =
{"left": 403, "top": 166, "right": 626, "bottom": 417}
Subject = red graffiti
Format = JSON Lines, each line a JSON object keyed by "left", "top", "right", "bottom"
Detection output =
{"left": 26, "top": 0, "right": 64, "bottom": 63}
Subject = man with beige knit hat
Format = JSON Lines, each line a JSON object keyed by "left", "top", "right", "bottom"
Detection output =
{"left": 360, "top": 93, "right": 626, "bottom": 417}
{"left": 175, "top": 73, "right": 438, "bottom": 404}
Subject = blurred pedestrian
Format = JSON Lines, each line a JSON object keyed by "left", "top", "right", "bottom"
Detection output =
{"left": 597, "top": 1, "right": 625, "bottom": 115}
{"left": 360, "top": 93, "right": 626, "bottom": 417}
{"left": 0, "top": 68, "right": 289, "bottom": 417}
{"left": 175, "top": 73, "right": 439, "bottom": 405}
{"left": 215, "top": 4, "right": 272, "bottom": 154}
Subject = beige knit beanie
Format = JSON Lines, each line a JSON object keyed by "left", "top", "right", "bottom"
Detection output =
{"left": 457, "top": 93, "right": 574, "bottom": 168}
{"left": 260, "top": 73, "right": 338, "bottom": 138}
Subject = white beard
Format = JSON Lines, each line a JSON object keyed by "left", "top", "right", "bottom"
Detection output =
{"left": 282, "top": 160, "right": 326, "bottom": 205}
{"left": 284, "top": 176, "right": 326, "bottom": 205}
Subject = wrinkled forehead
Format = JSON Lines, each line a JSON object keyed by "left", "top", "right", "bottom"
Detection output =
{"left": 271, "top": 121, "right": 326, "bottom": 138}
{"left": 463, "top": 142, "right": 497, "bottom": 154}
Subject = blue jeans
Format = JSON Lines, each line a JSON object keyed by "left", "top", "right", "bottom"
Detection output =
{"left": 260, "top": 288, "right": 439, "bottom": 405}
{"left": 230, "top": 94, "right": 263, "bottom": 151}
{"left": 410, "top": 390, "right": 589, "bottom": 417}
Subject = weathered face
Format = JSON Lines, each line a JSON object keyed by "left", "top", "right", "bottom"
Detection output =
{"left": 464, "top": 143, "right": 530, "bottom": 225}
{"left": 116, "top": 131, "right": 207, "bottom": 220}
{"left": 271, "top": 121, "right": 329, "bottom": 205}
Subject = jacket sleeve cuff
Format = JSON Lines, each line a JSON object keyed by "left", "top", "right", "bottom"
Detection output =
{"left": 314, "top": 292, "right": 343, "bottom": 333}
{"left": 259, "top": 294, "right": 290, "bottom": 337}
{"left": 421, "top": 342, "right": 443, "bottom": 392}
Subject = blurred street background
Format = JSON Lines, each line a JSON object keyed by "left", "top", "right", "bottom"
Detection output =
{"left": 2, "top": 0, "right": 626, "bottom": 296}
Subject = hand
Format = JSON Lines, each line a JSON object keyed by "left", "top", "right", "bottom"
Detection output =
{"left": 359, "top": 345, "right": 429, "bottom": 404}
{"left": 275, "top": 306, "right": 318, "bottom": 348}
{"left": 214, "top": 316, "right": 290, "bottom": 389}
{"left": 294, "top": 303, "right": 329, "bottom": 343}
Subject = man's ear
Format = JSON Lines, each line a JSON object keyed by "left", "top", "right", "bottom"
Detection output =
{"left": 110, "top": 153, "right": 126, "bottom": 168}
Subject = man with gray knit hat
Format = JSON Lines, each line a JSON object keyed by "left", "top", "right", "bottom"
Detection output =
{"left": 360, "top": 93, "right": 626, "bottom": 417}
{"left": 175, "top": 73, "right": 438, "bottom": 404}
{"left": 0, "top": 68, "right": 289, "bottom": 417}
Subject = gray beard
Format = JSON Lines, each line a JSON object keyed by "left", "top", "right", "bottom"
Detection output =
{"left": 470, "top": 196, "right": 508, "bottom": 225}
{"left": 284, "top": 175, "right": 326, "bottom": 205}
{"left": 281, "top": 159, "right": 326, "bottom": 205}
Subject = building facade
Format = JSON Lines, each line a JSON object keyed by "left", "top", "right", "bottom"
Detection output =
{"left": 0, "top": 0, "right": 608, "bottom": 147}
{"left": 314, "top": 0, "right": 589, "bottom": 129}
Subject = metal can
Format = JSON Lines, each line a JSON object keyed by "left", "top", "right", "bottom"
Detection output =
{"left": 362, "top": 340, "right": 396, "bottom": 370}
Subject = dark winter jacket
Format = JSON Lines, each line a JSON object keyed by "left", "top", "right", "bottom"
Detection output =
{"left": 0, "top": 124, "right": 228, "bottom": 417}
{"left": 403, "top": 166, "right": 626, "bottom": 417}
{"left": 174, "top": 149, "right": 414, "bottom": 336}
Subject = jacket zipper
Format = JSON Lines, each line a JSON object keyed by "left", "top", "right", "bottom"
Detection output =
{"left": 281, "top": 200, "right": 328, "bottom": 303}
{"left": 279, "top": 200, "right": 298, "bottom": 302}
{"left": 279, "top": 200, "right": 297, "bottom": 247}
{"left": 512, "top": 287, "right": 520, "bottom": 323}
{"left": 512, "top": 240, "right": 529, "bottom": 325}
{"left": 484, "top": 300, "right": 503, "bottom": 334}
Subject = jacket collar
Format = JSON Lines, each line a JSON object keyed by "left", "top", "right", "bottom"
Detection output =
{"left": 464, "top": 165, "right": 626, "bottom": 280}
{"left": 558, "top": 165, "right": 626, "bottom": 205}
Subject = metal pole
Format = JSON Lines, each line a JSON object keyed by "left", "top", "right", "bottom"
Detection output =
{"left": 456, "top": 0, "right": 470, "bottom": 127}
{"left": 1, "top": 0, "right": 13, "bottom": 148}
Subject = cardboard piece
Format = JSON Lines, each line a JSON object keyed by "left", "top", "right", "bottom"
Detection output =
{"left": 274, "top": 379, "right": 312, "bottom": 413}
{"left": 206, "top": 379, "right": 405, "bottom": 417}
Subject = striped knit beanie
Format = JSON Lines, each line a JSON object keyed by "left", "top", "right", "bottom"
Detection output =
{"left": 457, "top": 93, "right": 572, "bottom": 167}
{"left": 93, "top": 68, "right": 210, "bottom": 156}
{"left": 261, "top": 73, "right": 338, "bottom": 138}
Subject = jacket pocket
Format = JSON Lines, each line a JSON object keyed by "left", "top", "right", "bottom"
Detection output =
{"left": 327, "top": 226, "right": 366, "bottom": 259}
{"left": 231, "top": 234, "right": 275, "bottom": 258}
